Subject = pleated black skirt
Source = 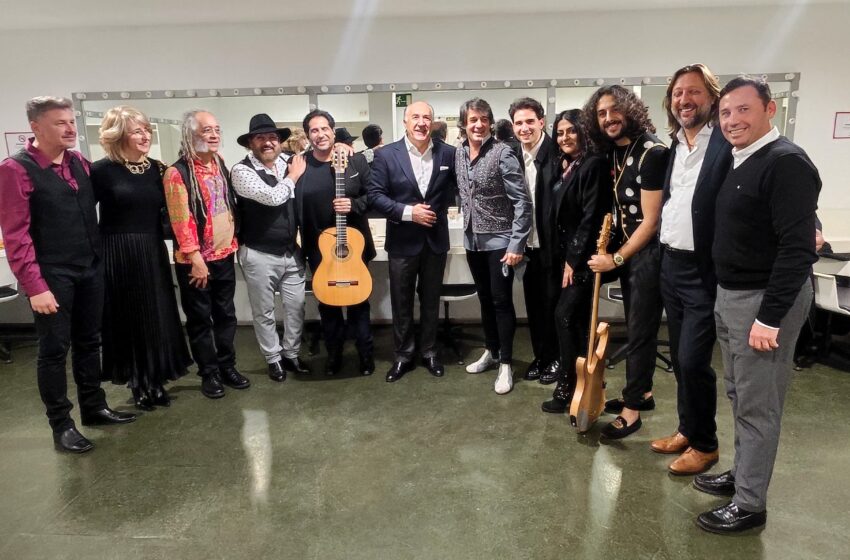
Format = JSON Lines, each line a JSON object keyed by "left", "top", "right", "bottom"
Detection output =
{"left": 102, "top": 232, "right": 192, "bottom": 389}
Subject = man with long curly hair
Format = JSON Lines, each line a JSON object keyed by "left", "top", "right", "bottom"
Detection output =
{"left": 583, "top": 85, "right": 669, "bottom": 439}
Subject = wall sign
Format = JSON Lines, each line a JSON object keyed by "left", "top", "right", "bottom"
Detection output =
{"left": 4, "top": 132, "right": 29, "bottom": 157}
{"left": 834, "top": 112, "right": 850, "bottom": 139}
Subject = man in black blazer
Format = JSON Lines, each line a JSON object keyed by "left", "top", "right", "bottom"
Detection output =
{"left": 509, "top": 97, "right": 562, "bottom": 383}
{"left": 369, "top": 101, "right": 457, "bottom": 382}
{"left": 652, "top": 64, "right": 732, "bottom": 475}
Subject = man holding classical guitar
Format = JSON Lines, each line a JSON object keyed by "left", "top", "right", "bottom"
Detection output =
{"left": 296, "top": 110, "right": 376, "bottom": 376}
{"left": 368, "top": 101, "right": 457, "bottom": 383}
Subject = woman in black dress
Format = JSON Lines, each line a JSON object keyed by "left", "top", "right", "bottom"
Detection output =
{"left": 91, "top": 106, "right": 191, "bottom": 410}
{"left": 541, "top": 110, "right": 613, "bottom": 413}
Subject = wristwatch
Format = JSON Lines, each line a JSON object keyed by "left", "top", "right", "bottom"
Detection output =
{"left": 613, "top": 252, "right": 625, "bottom": 267}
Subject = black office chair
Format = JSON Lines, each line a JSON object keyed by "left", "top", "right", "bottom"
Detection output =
{"left": 605, "top": 285, "right": 673, "bottom": 372}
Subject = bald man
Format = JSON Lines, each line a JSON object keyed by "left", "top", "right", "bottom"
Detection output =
{"left": 369, "top": 101, "right": 458, "bottom": 382}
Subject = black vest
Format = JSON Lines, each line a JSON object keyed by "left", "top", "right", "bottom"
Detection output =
{"left": 10, "top": 150, "right": 101, "bottom": 267}
{"left": 170, "top": 156, "right": 239, "bottom": 240}
{"left": 234, "top": 156, "right": 297, "bottom": 256}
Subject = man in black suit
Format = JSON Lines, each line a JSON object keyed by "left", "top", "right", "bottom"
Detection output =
{"left": 509, "top": 97, "right": 562, "bottom": 383}
{"left": 652, "top": 64, "right": 732, "bottom": 475}
{"left": 296, "top": 109, "right": 376, "bottom": 376}
{"left": 369, "top": 101, "right": 457, "bottom": 382}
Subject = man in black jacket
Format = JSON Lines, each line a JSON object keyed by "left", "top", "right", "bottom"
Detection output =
{"left": 652, "top": 64, "right": 731, "bottom": 476}
{"left": 695, "top": 77, "right": 820, "bottom": 534}
{"left": 509, "top": 97, "right": 562, "bottom": 383}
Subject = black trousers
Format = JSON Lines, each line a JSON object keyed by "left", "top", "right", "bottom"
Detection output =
{"left": 554, "top": 271, "right": 594, "bottom": 390}
{"left": 466, "top": 247, "right": 515, "bottom": 364}
{"left": 388, "top": 247, "right": 447, "bottom": 363}
{"left": 33, "top": 260, "right": 108, "bottom": 433}
{"left": 619, "top": 243, "right": 663, "bottom": 408}
{"left": 523, "top": 248, "right": 561, "bottom": 366}
{"left": 175, "top": 255, "right": 237, "bottom": 378}
{"left": 307, "top": 251, "right": 373, "bottom": 358}
{"left": 660, "top": 249, "right": 718, "bottom": 452}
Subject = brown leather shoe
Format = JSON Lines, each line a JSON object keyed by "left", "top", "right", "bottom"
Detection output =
{"left": 668, "top": 447, "right": 719, "bottom": 476}
{"left": 650, "top": 431, "right": 689, "bottom": 454}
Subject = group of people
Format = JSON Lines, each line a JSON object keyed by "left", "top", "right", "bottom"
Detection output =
{"left": 0, "top": 62, "right": 821, "bottom": 535}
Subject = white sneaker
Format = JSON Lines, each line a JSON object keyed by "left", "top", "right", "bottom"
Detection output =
{"left": 494, "top": 364, "right": 513, "bottom": 395}
{"left": 466, "top": 349, "right": 498, "bottom": 374}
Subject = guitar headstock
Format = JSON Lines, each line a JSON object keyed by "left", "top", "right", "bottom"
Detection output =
{"left": 332, "top": 146, "right": 349, "bottom": 174}
{"left": 597, "top": 213, "right": 613, "bottom": 255}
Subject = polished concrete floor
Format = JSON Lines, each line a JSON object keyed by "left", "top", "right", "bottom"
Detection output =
{"left": 0, "top": 325, "right": 848, "bottom": 560}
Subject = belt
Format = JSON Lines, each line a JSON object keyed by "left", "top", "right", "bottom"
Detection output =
{"left": 661, "top": 243, "right": 696, "bottom": 257}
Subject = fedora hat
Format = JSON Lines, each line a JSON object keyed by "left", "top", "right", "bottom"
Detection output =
{"left": 237, "top": 113, "right": 291, "bottom": 147}
{"left": 334, "top": 127, "right": 358, "bottom": 145}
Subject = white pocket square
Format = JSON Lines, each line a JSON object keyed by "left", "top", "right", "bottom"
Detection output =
{"left": 439, "top": 165, "right": 449, "bottom": 171}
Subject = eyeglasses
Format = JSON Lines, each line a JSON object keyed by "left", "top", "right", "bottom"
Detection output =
{"left": 200, "top": 126, "right": 221, "bottom": 137}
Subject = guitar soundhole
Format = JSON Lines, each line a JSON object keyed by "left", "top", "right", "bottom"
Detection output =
{"left": 335, "top": 244, "right": 350, "bottom": 259}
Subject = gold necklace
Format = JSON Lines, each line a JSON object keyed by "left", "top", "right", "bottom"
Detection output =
{"left": 124, "top": 157, "right": 151, "bottom": 175}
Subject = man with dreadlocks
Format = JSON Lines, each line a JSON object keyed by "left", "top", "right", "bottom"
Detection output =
{"left": 163, "top": 110, "right": 249, "bottom": 399}
{"left": 583, "top": 85, "right": 669, "bottom": 439}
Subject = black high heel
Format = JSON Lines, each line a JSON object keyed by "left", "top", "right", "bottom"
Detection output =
{"left": 150, "top": 385, "right": 171, "bottom": 407}
{"left": 132, "top": 387, "right": 155, "bottom": 411}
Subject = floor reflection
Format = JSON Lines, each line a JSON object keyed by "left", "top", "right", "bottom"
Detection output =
{"left": 241, "top": 409, "right": 272, "bottom": 508}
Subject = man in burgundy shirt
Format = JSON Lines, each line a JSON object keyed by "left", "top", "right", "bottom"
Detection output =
{"left": 0, "top": 96, "right": 135, "bottom": 454}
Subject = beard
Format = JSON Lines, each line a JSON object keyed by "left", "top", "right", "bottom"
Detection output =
{"left": 676, "top": 104, "right": 712, "bottom": 131}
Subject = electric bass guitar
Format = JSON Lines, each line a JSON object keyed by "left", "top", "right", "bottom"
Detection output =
{"left": 311, "top": 147, "right": 373, "bottom": 307}
{"left": 569, "top": 213, "right": 613, "bottom": 433}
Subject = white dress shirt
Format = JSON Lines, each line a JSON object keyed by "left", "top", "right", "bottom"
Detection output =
{"left": 402, "top": 135, "right": 434, "bottom": 221}
{"left": 521, "top": 133, "right": 545, "bottom": 249}
{"left": 732, "top": 126, "right": 780, "bottom": 169}
{"left": 660, "top": 124, "right": 714, "bottom": 250}
{"left": 230, "top": 152, "right": 295, "bottom": 206}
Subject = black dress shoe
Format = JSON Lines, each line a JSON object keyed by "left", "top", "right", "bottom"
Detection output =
{"left": 201, "top": 374, "right": 225, "bottom": 399}
{"left": 696, "top": 501, "right": 766, "bottom": 534}
{"left": 131, "top": 387, "right": 155, "bottom": 411}
{"left": 268, "top": 361, "right": 286, "bottom": 382}
{"left": 541, "top": 397, "right": 568, "bottom": 413}
{"left": 150, "top": 385, "right": 171, "bottom": 407}
{"left": 281, "top": 355, "right": 310, "bottom": 374}
{"left": 326, "top": 349, "right": 343, "bottom": 376}
{"left": 694, "top": 470, "right": 736, "bottom": 496}
{"left": 53, "top": 427, "right": 94, "bottom": 454}
{"left": 359, "top": 354, "right": 375, "bottom": 376}
{"left": 422, "top": 356, "right": 444, "bottom": 377}
{"left": 80, "top": 407, "right": 137, "bottom": 426}
{"left": 524, "top": 358, "right": 541, "bottom": 381}
{"left": 386, "top": 361, "right": 415, "bottom": 383}
{"left": 220, "top": 367, "right": 251, "bottom": 389}
{"left": 600, "top": 415, "right": 642, "bottom": 439}
{"left": 538, "top": 360, "right": 560, "bottom": 385}
{"left": 604, "top": 395, "right": 656, "bottom": 414}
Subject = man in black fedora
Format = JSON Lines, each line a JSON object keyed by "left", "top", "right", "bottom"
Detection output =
{"left": 335, "top": 128, "right": 358, "bottom": 147}
{"left": 232, "top": 114, "right": 309, "bottom": 381}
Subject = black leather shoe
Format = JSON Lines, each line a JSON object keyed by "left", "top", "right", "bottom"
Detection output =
{"left": 422, "top": 356, "right": 444, "bottom": 377}
{"left": 696, "top": 501, "right": 766, "bottom": 534}
{"left": 360, "top": 354, "right": 375, "bottom": 376}
{"left": 281, "top": 356, "right": 310, "bottom": 374}
{"left": 524, "top": 358, "right": 541, "bottom": 381}
{"left": 694, "top": 470, "right": 736, "bottom": 496}
{"left": 53, "top": 427, "right": 94, "bottom": 454}
{"left": 268, "top": 361, "right": 286, "bottom": 382}
{"left": 386, "top": 361, "right": 415, "bottom": 383}
{"left": 604, "top": 395, "right": 656, "bottom": 414}
{"left": 600, "top": 415, "right": 642, "bottom": 439}
{"left": 541, "top": 397, "right": 568, "bottom": 413}
{"left": 326, "top": 349, "right": 343, "bottom": 376}
{"left": 220, "top": 367, "right": 250, "bottom": 389}
{"left": 201, "top": 374, "right": 225, "bottom": 399}
{"left": 150, "top": 385, "right": 171, "bottom": 407}
{"left": 131, "top": 387, "right": 155, "bottom": 411}
{"left": 538, "top": 360, "right": 560, "bottom": 385}
{"left": 81, "top": 407, "right": 137, "bottom": 426}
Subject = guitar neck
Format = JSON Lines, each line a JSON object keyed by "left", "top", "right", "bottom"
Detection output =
{"left": 587, "top": 271, "right": 602, "bottom": 358}
{"left": 335, "top": 170, "right": 347, "bottom": 244}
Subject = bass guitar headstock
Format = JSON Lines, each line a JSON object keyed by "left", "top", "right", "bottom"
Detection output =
{"left": 597, "top": 213, "right": 613, "bottom": 255}
{"left": 332, "top": 146, "right": 349, "bottom": 174}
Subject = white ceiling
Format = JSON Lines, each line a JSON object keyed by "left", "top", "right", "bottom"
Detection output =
{"left": 1, "top": 0, "right": 845, "bottom": 30}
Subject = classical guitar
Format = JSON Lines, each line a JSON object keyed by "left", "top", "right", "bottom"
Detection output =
{"left": 569, "top": 213, "right": 613, "bottom": 433}
{"left": 311, "top": 147, "right": 373, "bottom": 307}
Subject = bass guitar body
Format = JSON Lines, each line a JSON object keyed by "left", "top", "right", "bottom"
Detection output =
{"left": 569, "top": 321, "right": 610, "bottom": 433}
{"left": 312, "top": 226, "right": 372, "bottom": 307}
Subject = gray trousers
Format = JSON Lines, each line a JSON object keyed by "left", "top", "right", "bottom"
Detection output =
{"left": 715, "top": 282, "right": 812, "bottom": 512}
{"left": 238, "top": 246, "right": 305, "bottom": 364}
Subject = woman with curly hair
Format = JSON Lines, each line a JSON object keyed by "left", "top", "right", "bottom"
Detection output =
{"left": 582, "top": 86, "right": 669, "bottom": 439}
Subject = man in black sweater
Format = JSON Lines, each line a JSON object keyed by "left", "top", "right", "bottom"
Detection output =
{"left": 694, "top": 77, "right": 820, "bottom": 534}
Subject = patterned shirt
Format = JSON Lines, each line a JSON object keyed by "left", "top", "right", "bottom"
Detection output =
{"left": 163, "top": 157, "right": 237, "bottom": 264}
